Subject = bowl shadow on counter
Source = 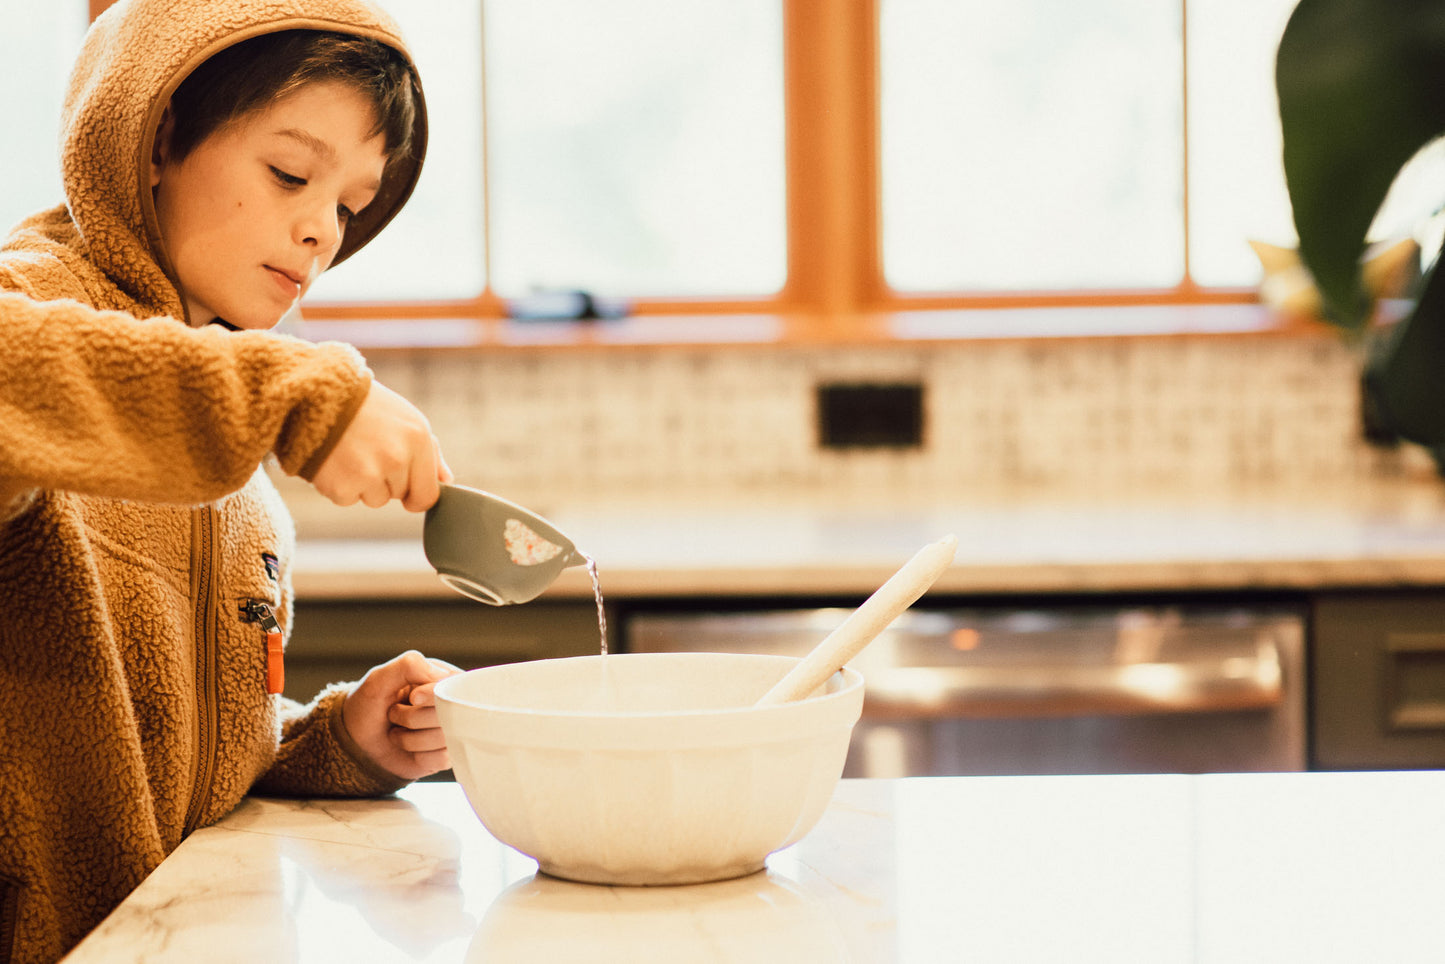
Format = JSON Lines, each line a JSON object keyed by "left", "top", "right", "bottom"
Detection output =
{"left": 467, "top": 868, "right": 847, "bottom": 962}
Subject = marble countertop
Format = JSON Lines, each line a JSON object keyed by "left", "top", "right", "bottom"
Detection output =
{"left": 290, "top": 479, "right": 1445, "bottom": 600}
{"left": 64, "top": 772, "right": 1445, "bottom": 962}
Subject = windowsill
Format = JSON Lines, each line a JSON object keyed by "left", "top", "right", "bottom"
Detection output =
{"left": 295, "top": 301, "right": 1364, "bottom": 352}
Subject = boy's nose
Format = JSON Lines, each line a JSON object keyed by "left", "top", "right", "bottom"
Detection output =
{"left": 296, "top": 203, "right": 342, "bottom": 251}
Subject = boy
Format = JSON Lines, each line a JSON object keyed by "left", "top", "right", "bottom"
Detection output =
{"left": 0, "top": 2, "right": 462, "bottom": 960}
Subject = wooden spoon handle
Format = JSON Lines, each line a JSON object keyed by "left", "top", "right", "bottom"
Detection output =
{"left": 755, "top": 535, "right": 958, "bottom": 706}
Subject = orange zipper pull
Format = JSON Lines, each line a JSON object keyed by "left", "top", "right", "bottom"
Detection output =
{"left": 265, "top": 628, "right": 285, "bottom": 695}
{"left": 242, "top": 600, "right": 286, "bottom": 694}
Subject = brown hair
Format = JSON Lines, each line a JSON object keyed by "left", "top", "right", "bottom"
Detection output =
{"left": 164, "top": 29, "right": 417, "bottom": 166}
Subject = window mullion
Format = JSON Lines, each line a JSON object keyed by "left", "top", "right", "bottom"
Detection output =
{"left": 783, "top": 0, "right": 880, "bottom": 322}
{"left": 1180, "top": 0, "right": 1194, "bottom": 290}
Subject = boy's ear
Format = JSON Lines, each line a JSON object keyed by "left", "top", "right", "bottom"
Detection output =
{"left": 150, "top": 107, "right": 173, "bottom": 187}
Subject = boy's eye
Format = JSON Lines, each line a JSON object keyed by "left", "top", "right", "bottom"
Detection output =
{"left": 337, "top": 205, "right": 355, "bottom": 224}
{"left": 269, "top": 166, "right": 305, "bottom": 187}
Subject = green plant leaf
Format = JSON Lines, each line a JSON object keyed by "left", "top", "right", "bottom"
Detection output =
{"left": 1364, "top": 261, "right": 1445, "bottom": 442}
{"left": 1276, "top": 0, "right": 1445, "bottom": 329}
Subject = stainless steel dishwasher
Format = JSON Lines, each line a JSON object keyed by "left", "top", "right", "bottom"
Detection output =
{"left": 626, "top": 603, "right": 1306, "bottom": 777}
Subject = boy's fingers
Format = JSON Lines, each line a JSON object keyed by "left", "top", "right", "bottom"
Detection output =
{"left": 386, "top": 657, "right": 463, "bottom": 727}
{"left": 412, "top": 748, "right": 451, "bottom": 772}
{"left": 428, "top": 657, "right": 463, "bottom": 676}
{"left": 407, "top": 664, "right": 461, "bottom": 702}
{"left": 389, "top": 701, "right": 439, "bottom": 729}
{"left": 390, "top": 724, "right": 448, "bottom": 753}
{"left": 412, "top": 652, "right": 462, "bottom": 678}
{"left": 390, "top": 651, "right": 453, "bottom": 686}
{"left": 401, "top": 437, "right": 444, "bottom": 512}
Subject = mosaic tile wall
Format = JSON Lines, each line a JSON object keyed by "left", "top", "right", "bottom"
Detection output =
{"left": 272, "top": 331, "right": 1421, "bottom": 522}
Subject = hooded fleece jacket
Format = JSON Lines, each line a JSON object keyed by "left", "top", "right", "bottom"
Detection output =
{"left": 0, "top": 2, "right": 429, "bottom": 961}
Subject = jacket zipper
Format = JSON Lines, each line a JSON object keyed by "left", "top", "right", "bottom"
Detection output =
{"left": 240, "top": 599, "right": 285, "bottom": 695}
{"left": 0, "top": 873, "right": 19, "bottom": 964}
{"left": 182, "top": 506, "right": 220, "bottom": 839}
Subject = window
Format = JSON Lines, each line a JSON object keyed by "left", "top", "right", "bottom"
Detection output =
{"left": 0, "top": 1, "right": 88, "bottom": 235}
{"left": 26, "top": 1, "right": 1445, "bottom": 331}
{"left": 1187, "top": 0, "right": 1445, "bottom": 287}
{"left": 303, "top": 0, "right": 789, "bottom": 307}
{"left": 308, "top": 0, "right": 485, "bottom": 301}
{"left": 1186, "top": 0, "right": 1301, "bottom": 287}
{"left": 320, "top": 0, "right": 1308, "bottom": 319}
{"left": 881, "top": 0, "right": 1185, "bottom": 292}
{"left": 484, "top": 0, "right": 785, "bottom": 298}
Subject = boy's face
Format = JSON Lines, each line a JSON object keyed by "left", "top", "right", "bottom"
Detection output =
{"left": 151, "top": 81, "right": 389, "bottom": 330}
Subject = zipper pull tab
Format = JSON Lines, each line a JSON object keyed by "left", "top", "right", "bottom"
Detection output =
{"left": 241, "top": 600, "right": 285, "bottom": 695}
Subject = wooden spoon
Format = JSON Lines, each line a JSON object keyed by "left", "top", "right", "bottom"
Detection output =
{"left": 754, "top": 534, "right": 958, "bottom": 705}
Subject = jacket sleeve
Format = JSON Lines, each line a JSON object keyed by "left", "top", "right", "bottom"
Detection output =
{"left": 0, "top": 290, "right": 372, "bottom": 515}
{"left": 251, "top": 685, "right": 410, "bottom": 797}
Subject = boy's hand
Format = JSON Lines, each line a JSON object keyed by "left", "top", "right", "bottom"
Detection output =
{"left": 342, "top": 651, "right": 463, "bottom": 781}
{"left": 311, "top": 381, "right": 453, "bottom": 511}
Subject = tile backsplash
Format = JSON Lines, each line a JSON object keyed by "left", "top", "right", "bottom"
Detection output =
{"left": 273, "top": 329, "right": 1433, "bottom": 533}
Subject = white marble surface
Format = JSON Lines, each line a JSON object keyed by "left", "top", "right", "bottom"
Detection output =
{"left": 291, "top": 479, "right": 1445, "bottom": 599}
{"left": 65, "top": 773, "right": 1445, "bottom": 963}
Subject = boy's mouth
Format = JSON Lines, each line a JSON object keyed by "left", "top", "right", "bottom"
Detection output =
{"left": 264, "top": 265, "right": 304, "bottom": 296}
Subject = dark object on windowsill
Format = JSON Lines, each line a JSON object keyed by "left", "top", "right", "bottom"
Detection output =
{"left": 1359, "top": 368, "right": 1400, "bottom": 450}
{"left": 506, "top": 290, "right": 630, "bottom": 322}
{"left": 1360, "top": 336, "right": 1445, "bottom": 478}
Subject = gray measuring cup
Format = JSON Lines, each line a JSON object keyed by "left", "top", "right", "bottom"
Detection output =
{"left": 423, "top": 484, "right": 587, "bottom": 605}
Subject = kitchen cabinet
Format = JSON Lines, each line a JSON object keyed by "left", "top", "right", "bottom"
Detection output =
{"left": 284, "top": 488, "right": 1445, "bottom": 771}
{"left": 618, "top": 588, "right": 1445, "bottom": 774}
{"left": 281, "top": 586, "right": 1445, "bottom": 774}
{"left": 282, "top": 599, "right": 605, "bottom": 703}
{"left": 1311, "top": 590, "right": 1445, "bottom": 770}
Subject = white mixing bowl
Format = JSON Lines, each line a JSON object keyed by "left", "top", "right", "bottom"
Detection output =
{"left": 435, "top": 652, "right": 865, "bottom": 885}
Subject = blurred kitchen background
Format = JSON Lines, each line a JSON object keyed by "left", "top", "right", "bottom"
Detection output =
{"left": 11, "top": 0, "right": 1445, "bottom": 778}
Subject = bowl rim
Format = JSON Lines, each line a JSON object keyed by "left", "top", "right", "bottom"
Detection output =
{"left": 434, "top": 652, "right": 864, "bottom": 721}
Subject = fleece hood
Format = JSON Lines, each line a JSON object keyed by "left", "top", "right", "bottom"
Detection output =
{"left": 60, "top": 0, "right": 427, "bottom": 313}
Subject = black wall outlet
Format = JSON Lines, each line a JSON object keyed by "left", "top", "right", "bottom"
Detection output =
{"left": 816, "top": 382, "right": 925, "bottom": 449}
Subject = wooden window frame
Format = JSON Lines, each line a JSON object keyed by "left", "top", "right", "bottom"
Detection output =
{"left": 93, "top": 0, "right": 1260, "bottom": 338}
